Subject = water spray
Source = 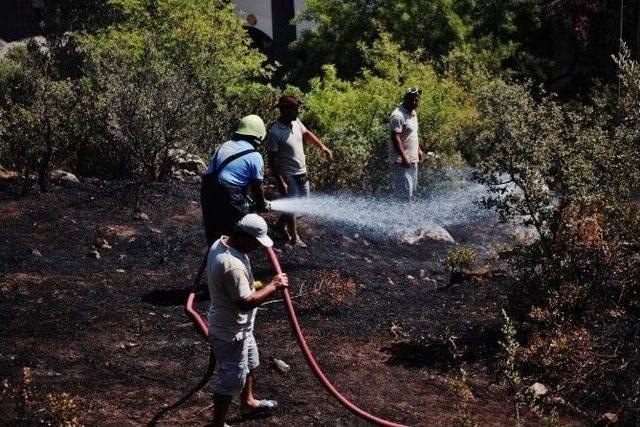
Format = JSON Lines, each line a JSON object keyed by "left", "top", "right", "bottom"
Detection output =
{"left": 269, "top": 179, "right": 492, "bottom": 242}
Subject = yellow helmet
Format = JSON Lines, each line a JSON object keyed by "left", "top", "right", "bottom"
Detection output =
{"left": 236, "top": 115, "right": 267, "bottom": 141}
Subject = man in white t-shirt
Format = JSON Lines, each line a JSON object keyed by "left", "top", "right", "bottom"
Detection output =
{"left": 207, "top": 214, "right": 288, "bottom": 427}
{"left": 266, "top": 95, "right": 333, "bottom": 248}
{"left": 388, "top": 88, "right": 426, "bottom": 200}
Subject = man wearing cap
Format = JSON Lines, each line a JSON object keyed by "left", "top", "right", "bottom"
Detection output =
{"left": 201, "top": 115, "right": 271, "bottom": 245}
{"left": 388, "top": 88, "right": 425, "bottom": 200}
{"left": 266, "top": 95, "right": 333, "bottom": 248}
{"left": 207, "top": 213, "right": 288, "bottom": 427}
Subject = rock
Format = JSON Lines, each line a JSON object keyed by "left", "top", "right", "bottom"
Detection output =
{"left": 0, "top": 166, "right": 18, "bottom": 180}
{"left": 96, "top": 238, "right": 112, "bottom": 250}
{"left": 407, "top": 275, "right": 415, "bottom": 280}
{"left": 168, "top": 148, "right": 207, "bottom": 174}
{"left": 133, "top": 212, "right": 149, "bottom": 221}
{"left": 149, "top": 227, "right": 162, "bottom": 234}
{"left": 50, "top": 169, "right": 80, "bottom": 184}
{"left": 272, "top": 358, "right": 290, "bottom": 373}
{"left": 595, "top": 413, "right": 618, "bottom": 426}
{"left": 87, "top": 249, "right": 101, "bottom": 259}
{"left": 399, "top": 224, "right": 455, "bottom": 244}
{"left": 115, "top": 269, "right": 126, "bottom": 274}
{"left": 31, "top": 249, "right": 42, "bottom": 257}
{"left": 528, "top": 382, "right": 548, "bottom": 398}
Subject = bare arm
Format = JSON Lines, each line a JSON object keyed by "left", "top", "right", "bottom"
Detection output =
{"left": 268, "top": 151, "right": 288, "bottom": 196}
{"left": 391, "top": 132, "right": 411, "bottom": 167}
{"left": 303, "top": 130, "right": 333, "bottom": 160}
{"left": 235, "top": 273, "right": 288, "bottom": 311}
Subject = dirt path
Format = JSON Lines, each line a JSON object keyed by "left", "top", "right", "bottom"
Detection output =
{"left": 0, "top": 181, "right": 583, "bottom": 426}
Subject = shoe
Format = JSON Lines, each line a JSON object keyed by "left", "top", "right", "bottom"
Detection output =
{"left": 290, "top": 237, "right": 307, "bottom": 248}
{"left": 240, "top": 399, "right": 278, "bottom": 417}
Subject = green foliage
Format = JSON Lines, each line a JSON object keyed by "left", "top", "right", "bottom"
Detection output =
{"left": 477, "top": 50, "right": 640, "bottom": 423}
{"left": 80, "top": 0, "right": 268, "bottom": 96}
{"left": 95, "top": 38, "right": 206, "bottom": 181}
{"left": 0, "top": 41, "right": 77, "bottom": 192}
{"left": 292, "top": 0, "right": 540, "bottom": 83}
{"left": 445, "top": 247, "right": 478, "bottom": 273}
{"left": 301, "top": 34, "right": 476, "bottom": 191}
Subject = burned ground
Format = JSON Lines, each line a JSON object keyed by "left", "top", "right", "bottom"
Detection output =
{"left": 0, "top": 181, "right": 582, "bottom": 426}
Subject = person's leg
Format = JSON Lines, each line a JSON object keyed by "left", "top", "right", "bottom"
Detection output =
{"left": 212, "top": 393, "right": 233, "bottom": 427}
{"left": 287, "top": 175, "right": 310, "bottom": 245}
{"left": 240, "top": 335, "right": 278, "bottom": 414}
{"left": 406, "top": 163, "right": 418, "bottom": 201}
{"left": 391, "top": 163, "right": 411, "bottom": 201}
{"left": 241, "top": 334, "right": 260, "bottom": 409}
{"left": 211, "top": 337, "right": 248, "bottom": 426}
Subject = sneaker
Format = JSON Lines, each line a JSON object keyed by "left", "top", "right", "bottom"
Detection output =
{"left": 290, "top": 237, "right": 308, "bottom": 248}
{"left": 240, "top": 399, "right": 278, "bottom": 417}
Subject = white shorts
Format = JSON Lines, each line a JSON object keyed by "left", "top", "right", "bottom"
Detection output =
{"left": 210, "top": 334, "right": 259, "bottom": 396}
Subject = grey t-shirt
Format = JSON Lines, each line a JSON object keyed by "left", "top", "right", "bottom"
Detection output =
{"left": 388, "top": 105, "right": 419, "bottom": 163}
{"left": 206, "top": 238, "right": 257, "bottom": 342}
{"left": 266, "top": 119, "right": 308, "bottom": 176}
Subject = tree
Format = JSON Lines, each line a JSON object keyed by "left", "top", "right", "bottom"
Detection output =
{"left": 97, "top": 39, "right": 206, "bottom": 181}
{"left": 0, "top": 42, "right": 76, "bottom": 192}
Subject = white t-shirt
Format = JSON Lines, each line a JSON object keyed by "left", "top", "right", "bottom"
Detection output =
{"left": 206, "top": 237, "right": 257, "bottom": 342}
{"left": 388, "top": 105, "right": 420, "bottom": 163}
{"left": 266, "top": 119, "right": 308, "bottom": 176}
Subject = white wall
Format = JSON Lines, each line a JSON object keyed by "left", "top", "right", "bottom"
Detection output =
{"left": 232, "top": 0, "right": 315, "bottom": 40}
{"left": 294, "top": 0, "right": 315, "bottom": 38}
{"left": 233, "top": 0, "right": 273, "bottom": 39}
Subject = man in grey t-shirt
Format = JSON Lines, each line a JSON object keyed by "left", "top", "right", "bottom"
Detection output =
{"left": 207, "top": 214, "right": 288, "bottom": 427}
{"left": 266, "top": 95, "right": 333, "bottom": 248}
{"left": 388, "top": 88, "right": 426, "bottom": 200}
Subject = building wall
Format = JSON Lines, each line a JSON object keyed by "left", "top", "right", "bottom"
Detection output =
{"left": 233, "top": 0, "right": 274, "bottom": 39}
{"left": 232, "top": 0, "right": 314, "bottom": 40}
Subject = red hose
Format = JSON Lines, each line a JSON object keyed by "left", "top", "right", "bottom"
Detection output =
{"left": 266, "top": 247, "right": 407, "bottom": 427}
{"left": 184, "top": 247, "right": 408, "bottom": 427}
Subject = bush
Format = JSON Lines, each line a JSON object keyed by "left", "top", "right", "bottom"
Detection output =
{"left": 474, "top": 48, "right": 640, "bottom": 423}
{"left": 0, "top": 41, "right": 76, "bottom": 192}
{"left": 301, "top": 34, "right": 477, "bottom": 192}
{"left": 93, "top": 38, "right": 207, "bottom": 181}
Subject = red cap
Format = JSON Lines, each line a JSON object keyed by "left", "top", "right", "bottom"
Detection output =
{"left": 274, "top": 95, "right": 303, "bottom": 109}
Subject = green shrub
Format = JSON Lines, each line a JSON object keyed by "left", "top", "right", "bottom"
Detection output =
{"left": 0, "top": 41, "right": 76, "bottom": 192}
{"left": 475, "top": 48, "right": 640, "bottom": 423}
{"left": 301, "top": 34, "right": 477, "bottom": 192}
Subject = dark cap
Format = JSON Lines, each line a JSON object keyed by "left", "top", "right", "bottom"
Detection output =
{"left": 274, "top": 95, "right": 304, "bottom": 109}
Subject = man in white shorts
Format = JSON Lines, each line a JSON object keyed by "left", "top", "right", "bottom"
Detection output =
{"left": 207, "top": 214, "right": 288, "bottom": 427}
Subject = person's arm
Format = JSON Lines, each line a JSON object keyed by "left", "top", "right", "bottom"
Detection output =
{"left": 391, "top": 132, "right": 411, "bottom": 168}
{"left": 303, "top": 130, "right": 333, "bottom": 160}
{"left": 235, "top": 273, "right": 288, "bottom": 311}
{"left": 267, "top": 151, "right": 288, "bottom": 196}
{"left": 265, "top": 131, "right": 288, "bottom": 196}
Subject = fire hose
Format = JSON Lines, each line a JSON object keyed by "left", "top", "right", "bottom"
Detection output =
{"left": 150, "top": 247, "right": 407, "bottom": 427}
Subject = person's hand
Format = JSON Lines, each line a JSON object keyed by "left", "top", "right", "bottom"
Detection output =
{"left": 418, "top": 149, "right": 425, "bottom": 162}
{"left": 322, "top": 147, "right": 333, "bottom": 161}
{"left": 270, "top": 273, "right": 289, "bottom": 290}
{"left": 256, "top": 200, "right": 272, "bottom": 213}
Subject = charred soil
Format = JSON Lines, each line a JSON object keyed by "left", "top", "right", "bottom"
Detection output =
{"left": 0, "top": 180, "right": 583, "bottom": 426}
